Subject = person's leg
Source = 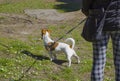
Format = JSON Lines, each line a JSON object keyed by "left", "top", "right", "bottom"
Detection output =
{"left": 111, "top": 32, "right": 120, "bottom": 81}
{"left": 91, "top": 32, "right": 110, "bottom": 81}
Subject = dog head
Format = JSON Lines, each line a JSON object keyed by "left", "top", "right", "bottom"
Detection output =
{"left": 41, "top": 29, "right": 51, "bottom": 39}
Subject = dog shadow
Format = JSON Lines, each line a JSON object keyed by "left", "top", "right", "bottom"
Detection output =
{"left": 21, "top": 50, "right": 67, "bottom": 65}
{"left": 21, "top": 50, "right": 49, "bottom": 60}
{"left": 52, "top": 59, "right": 67, "bottom": 65}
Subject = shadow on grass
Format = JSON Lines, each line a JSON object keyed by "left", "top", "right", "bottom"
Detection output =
{"left": 15, "top": 50, "right": 49, "bottom": 81}
{"left": 52, "top": 59, "right": 67, "bottom": 65}
{"left": 21, "top": 50, "right": 67, "bottom": 65}
{"left": 54, "top": 0, "right": 82, "bottom": 12}
{"left": 13, "top": 50, "right": 68, "bottom": 81}
{"left": 21, "top": 50, "right": 49, "bottom": 60}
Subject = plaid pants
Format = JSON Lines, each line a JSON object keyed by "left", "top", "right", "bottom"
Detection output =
{"left": 91, "top": 31, "right": 120, "bottom": 81}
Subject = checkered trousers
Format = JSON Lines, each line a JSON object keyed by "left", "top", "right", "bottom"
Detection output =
{"left": 91, "top": 31, "right": 120, "bottom": 81}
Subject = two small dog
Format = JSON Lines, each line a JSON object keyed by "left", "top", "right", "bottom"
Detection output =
{"left": 41, "top": 29, "right": 80, "bottom": 67}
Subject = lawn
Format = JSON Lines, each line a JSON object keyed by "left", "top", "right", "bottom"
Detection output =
{"left": 0, "top": 0, "right": 82, "bottom": 13}
{"left": 0, "top": 0, "right": 56, "bottom": 13}
{"left": 0, "top": 0, "right": 114, "bottom": 81}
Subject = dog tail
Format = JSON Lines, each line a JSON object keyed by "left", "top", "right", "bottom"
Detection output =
{"left": 65, "top": 38, "right": 75, "bottom": 49}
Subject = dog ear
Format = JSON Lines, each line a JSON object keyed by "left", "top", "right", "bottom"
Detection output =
{"left": 41, "top": 29, "right": 46, "bottom": 34}
{"left": 47, "top": 29, "right": 51, "bottom": 33}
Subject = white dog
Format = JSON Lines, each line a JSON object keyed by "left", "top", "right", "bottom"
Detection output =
{"left": 41, "top": 29, "right": 80, "bottom": 67}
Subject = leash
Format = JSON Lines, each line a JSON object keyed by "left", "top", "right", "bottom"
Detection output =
{"left": 0, "top": 17, "right": 86, "bottom": 81}
{"left": 18, "top": 60, "right": 37, "bottom": 81}
{"left": 56, "top": 18, "right": 86, "bottom": 41}
{"left": 44, "top": 18, "right": 87, "bottom": 50}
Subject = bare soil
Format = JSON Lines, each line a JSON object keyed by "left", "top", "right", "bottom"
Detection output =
{"left": 0, "top": 9, "right": 85, "bottom": 41}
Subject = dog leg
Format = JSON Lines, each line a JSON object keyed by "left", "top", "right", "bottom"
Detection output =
{"left": 53, "top": 53, "right": 57, "bottom": 60}
{"left": 67, "top": 55, "right": 72, "bottom": 67}
{"left": 73, "top": 52, "right": 80, "bottom": 64}
{"left": 49, "top": 51, "right": 53, "bottom": 61}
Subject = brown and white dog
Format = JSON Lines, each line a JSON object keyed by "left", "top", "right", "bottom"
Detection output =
{"left": 41, "top": 29, "right": 80, "bottom": 67}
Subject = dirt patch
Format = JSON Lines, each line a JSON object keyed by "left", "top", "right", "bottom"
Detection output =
{"left": 0, "top": 9, "right": 84, "bottom": 40}
{"left": 25, "top": 9, "right": 66, "bottom": 21}
{"left": 24, "top": 9, "right": 83, "bottom": 23}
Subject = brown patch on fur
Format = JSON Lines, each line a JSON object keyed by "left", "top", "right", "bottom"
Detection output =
{"left": 41, "top": 29, "right": 51, "bottom": 38}
{"left": 41, "top": 29, "right": 46, "bottom": 38}
{"left": 69, "top": 45, "right": 72, "bottom": 48}
{"left": 53, "top": 42, "right": 58, "bottom": 49}
{"left": 45, "top": 42, "right": 59, "bottom": 51}
{"left": 47, "top": 29, "right": 51, "bottom": 33}
{"left": 41, "top": 29, "right": 51, "bottom": 34}
{"left": 41, "top": 29, "right": 47, "bottom": 35}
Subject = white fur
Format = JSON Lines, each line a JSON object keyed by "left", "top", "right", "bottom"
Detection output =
{"left": 65, "top": 38, "right": 75, "bottom": 49}
{"left": 42, "top": 31, "right": 80, "bottom": 67}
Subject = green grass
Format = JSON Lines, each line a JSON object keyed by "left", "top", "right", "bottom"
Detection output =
{"left": 0, "top": 0, "right": 115, "bottom": 81}
{"left": 0, "top": 24, "right": 115, "bottom": 81}
{"left": 0, "top": 23, "right": 91, "bottom": 81}
{"left": 0, "top": 0, "right": 56, "bottom": 13}
{"left": 0, "top": 0, "right": 82, "bottom": 13}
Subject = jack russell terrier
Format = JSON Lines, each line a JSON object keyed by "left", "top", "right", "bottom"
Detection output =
{"left": 41, "top": 29, "right": 80, "bottom": 67}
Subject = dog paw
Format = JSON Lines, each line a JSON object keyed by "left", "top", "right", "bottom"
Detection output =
{"left": 50, "top": 58, "right": 53, "bottom": 61}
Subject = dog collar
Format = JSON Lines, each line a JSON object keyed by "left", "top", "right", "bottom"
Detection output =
{"left": 45, "top": 42, "right": 58, "bottom": 51}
